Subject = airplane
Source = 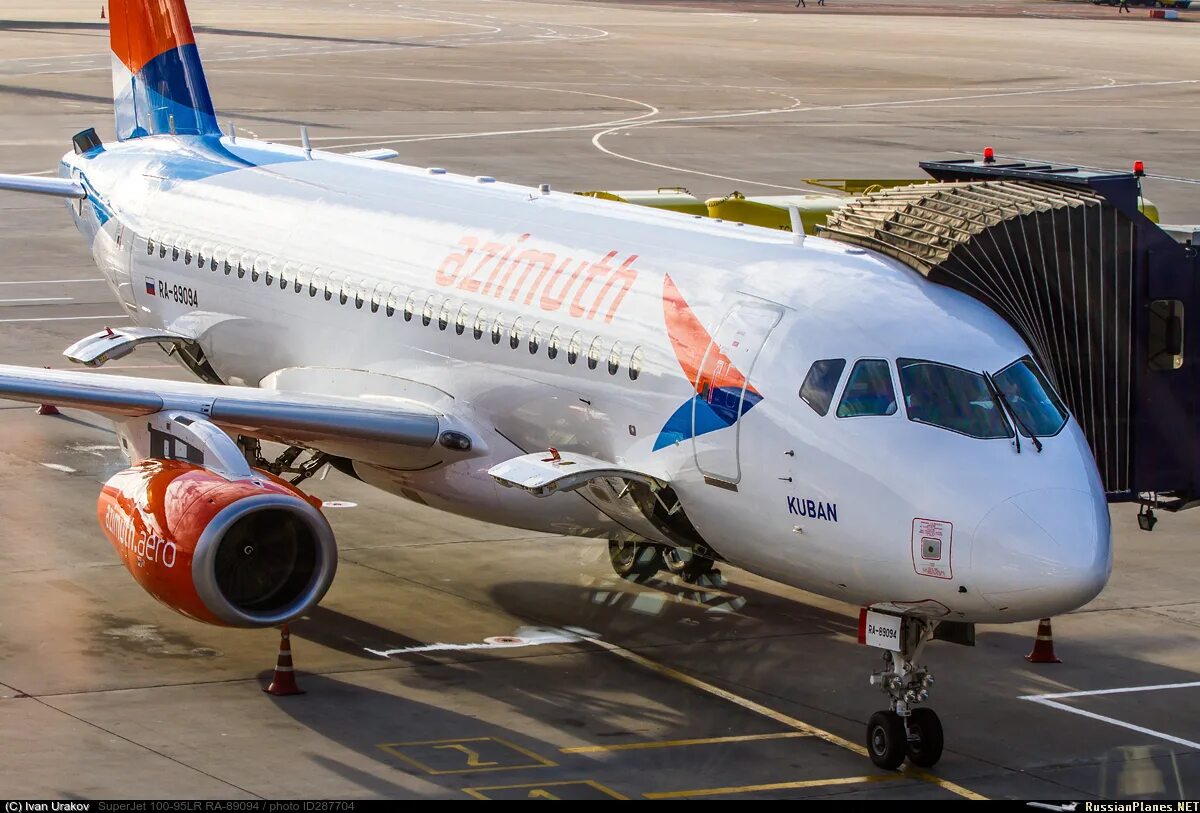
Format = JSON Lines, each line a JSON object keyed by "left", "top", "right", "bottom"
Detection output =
{"left": 0, "top": 0, "right": 1112, "bottom": 772}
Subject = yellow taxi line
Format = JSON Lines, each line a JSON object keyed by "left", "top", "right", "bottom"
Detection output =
{"left": 644, "top": 773, "right": 899, "bottom": 799}
{"left": 591, "top": 637, "right": 987, "bottom": 800}
{"left": 561, "top": 730, "right": 809, "bottom": 753}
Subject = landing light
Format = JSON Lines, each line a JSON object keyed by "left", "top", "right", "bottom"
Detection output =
{"left": 438, "top": 430, "right": 472, "bottom": 451}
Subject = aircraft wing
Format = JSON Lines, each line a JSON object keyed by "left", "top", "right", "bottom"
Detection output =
{"left": 0, "top": 173, "right": 86, "bottom": 199}
{"left": 0, "top": 364, "right": 484, "bottom": 466}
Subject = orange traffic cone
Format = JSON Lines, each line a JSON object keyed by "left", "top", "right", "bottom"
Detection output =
{"left": 100, "top": 5, "right": 106, "bottom": 19}
{"left": 1025, "top": 618, "right": 1061, "bottom": 664}
{"left": 36, "top": 403, "right": 60, "bottom": 415}
{"left": 263, "top": 623, "right": 305, "bottom": 696}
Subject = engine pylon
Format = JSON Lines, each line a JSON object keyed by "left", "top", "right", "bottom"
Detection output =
{"left": 1025, "top": 617, "right": 1062, "bottom": 664}
{"left": 264, "top": 623, "right": 305, "bottom": 696}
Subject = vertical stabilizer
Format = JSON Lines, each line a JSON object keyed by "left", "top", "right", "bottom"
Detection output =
{"left": 109, "top": 0, "right": 219, "bottom": 140}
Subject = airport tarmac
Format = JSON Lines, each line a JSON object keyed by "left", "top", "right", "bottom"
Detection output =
{"left": 1, "top": 0, "right": 1200, "bottom": 800}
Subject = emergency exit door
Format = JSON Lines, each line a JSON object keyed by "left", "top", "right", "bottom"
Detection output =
{"left": 692, "top": 299, "right": 783, "bottom": 485}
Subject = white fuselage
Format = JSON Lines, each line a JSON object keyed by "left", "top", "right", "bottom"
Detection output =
{"left": 63, "top": 134, "right": 1112, "bottom": 624}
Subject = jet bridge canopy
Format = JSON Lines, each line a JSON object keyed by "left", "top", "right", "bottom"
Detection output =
{"left": 819, "top": 158, "right": 1199, "bottom": 507}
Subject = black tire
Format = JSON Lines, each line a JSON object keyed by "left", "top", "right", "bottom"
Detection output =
{"left": 608, "top": 540, "right": 662, "bottom": 581}
{"left": 662, "top": 547, "right": 716, "bottom": 583}
{"left": 866, "top": 711, "right": 907, "bottom": 770}
{"left": 905, "top": 708, "right": 944, "bottom": 768}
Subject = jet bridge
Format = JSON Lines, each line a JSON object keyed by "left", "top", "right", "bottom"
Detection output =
{"left": 819, "top": 157, "right": 1199, "bottom": 516}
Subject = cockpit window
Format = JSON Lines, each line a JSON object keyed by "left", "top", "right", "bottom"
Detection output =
{"left": 836, "top": 359, "right": 897, "bottom": 418}
{"left": 897, "top": 358, "right": 1012, "bottom": 439}
{"left": 992, "top": 356, "right": 1067, "bottom": 436}
{"left": 799, "top": 358, "right": 846, "bottom": 416}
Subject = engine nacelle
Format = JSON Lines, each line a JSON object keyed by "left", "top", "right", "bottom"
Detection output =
{"left": 97, "top": 460, "right": 337, "bottom": 627}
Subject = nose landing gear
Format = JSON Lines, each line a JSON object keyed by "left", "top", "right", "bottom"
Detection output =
{"left": 865, "top": 616, "right": 942, "bottom": 769}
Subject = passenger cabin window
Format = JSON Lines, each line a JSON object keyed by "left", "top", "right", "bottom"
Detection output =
{"left": 628, "top": 346, "right": 643, "bottom": 381}
{"left": 991, "top": 357, "right": 1067, "bottom": 437}
{"left": 608, "top": 341, "right": 622, "bottom": 375}
{"left": 567, "top": 332, "right": 582, "bottom": 364}
{"left": 836, "top": 359, "right": 897, "bottom": 418}
{"left": 547, "top": 327, "right": 561, "bottom": 360}
{"left": 799, "top": 358, "right": 846, "bottom": 416}
{"left": 473, "top": 308, "right": 488, "bottom": 340}
{"left": 897, "top": 358, "right": 1011, "bottom": 438}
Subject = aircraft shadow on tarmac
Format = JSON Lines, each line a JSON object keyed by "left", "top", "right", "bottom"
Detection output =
{"left": 263, "top": 577, "right": 1200, "bottom": 799}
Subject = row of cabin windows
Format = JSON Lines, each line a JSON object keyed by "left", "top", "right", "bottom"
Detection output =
{"left": 145, "top": 234, "right": 643, "bottom": 380}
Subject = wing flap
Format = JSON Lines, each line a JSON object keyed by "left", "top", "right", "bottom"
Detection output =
{"left": 489, "top": 450, "right": 666, "bottom": 497}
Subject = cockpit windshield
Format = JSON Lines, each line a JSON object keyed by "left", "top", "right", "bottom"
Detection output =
{"left": 991, "top": 356, "right": 1068, "bottom": 437}
{"left": 897, "top": 358, "right": 1013, "bottom": 439}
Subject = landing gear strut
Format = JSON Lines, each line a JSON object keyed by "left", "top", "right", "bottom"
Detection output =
{"left": 662, "top": 546, "right": 725, "bottom": 586}
{"left": 865, "top": 616, "right": 942, "bottom": 769}
{"left": 238, "top": 437, "right": 330, "bottom": 486}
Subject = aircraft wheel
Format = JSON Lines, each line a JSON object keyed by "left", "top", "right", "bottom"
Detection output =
{"left": 608, "top": 540, "right": 662, "bottom": 582}
{"left": 905, "top": 708, "right": 944, "bottom": 767}
{"left": 866, "top": 711, "right": 907, "bottom": 770}
{"left": 662, "top": 547, "right": 723, "bottom": 585}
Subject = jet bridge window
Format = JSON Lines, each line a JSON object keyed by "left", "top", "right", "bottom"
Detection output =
{"left": 1148, "top": 299, "right": 1185, "bottom": 371}
{"left": 991, "top": 357, "right": 1067, "bottom": 437}
{"left": 896, "top": 358, "right": 1011, "bottom": 438}
{"left": 799, "top": 358, "right": 846, "bottom": 417}
{"left": 836, "top": 359, "right": 898, "bottom": 418}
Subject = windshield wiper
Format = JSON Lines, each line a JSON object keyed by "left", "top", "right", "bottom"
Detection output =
{"left": 984, "top": 371, "right": 1043, "bottom": 453}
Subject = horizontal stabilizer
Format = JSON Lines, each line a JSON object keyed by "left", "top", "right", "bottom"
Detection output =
{"left": 489, "top": 450, "right": 666, "bottom": 497}
{"left": 0, "top": 173, "right": 86, "bottom": 199}
{"left": 64, "top": 326, "right": 193, "bottom": 367}
{"left": 346, "top": 149, "right": 399, "bottom": 161}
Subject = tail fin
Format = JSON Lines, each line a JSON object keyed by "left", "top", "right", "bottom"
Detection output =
{"left": 109, "top": 0, "right": 219, "bottom": 140}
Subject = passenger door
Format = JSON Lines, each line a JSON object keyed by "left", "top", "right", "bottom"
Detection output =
{"left": 692, "top": 298, "right": 783, "bottom": 485}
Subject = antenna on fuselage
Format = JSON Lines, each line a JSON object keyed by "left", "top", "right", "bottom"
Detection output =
{"left": 788, "top": 205, "right": 805, "bottom": 246}
{"left": 227, "top": 121, "right": 237, "bottom": 143}
{"left": 300, "top": 126, "right": 312, "bottom": 159}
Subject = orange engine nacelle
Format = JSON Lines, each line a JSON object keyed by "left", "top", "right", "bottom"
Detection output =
{"left": 97, "top": 459, "right": 337, "bottom": 627}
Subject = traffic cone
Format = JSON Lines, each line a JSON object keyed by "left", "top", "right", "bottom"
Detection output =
{"left": 263, "top": 623, "right": 305, "bottom": 696}
{"left": 1025, "top": 617, "right": 1061, "bottom": 664}
{"left": 100, "top": 5, "right": 105, "bottom": 19}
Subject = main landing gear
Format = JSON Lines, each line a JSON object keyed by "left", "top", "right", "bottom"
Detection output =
{"left": 607, "top": 540, "right": 724, "bottom": 586}
{"left": 865, "top": 616, "right": 942, "bottom": 770}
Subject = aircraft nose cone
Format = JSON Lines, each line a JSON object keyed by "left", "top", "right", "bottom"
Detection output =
{"left": 971, "top": 488, "right": 1111, "bottom": 618}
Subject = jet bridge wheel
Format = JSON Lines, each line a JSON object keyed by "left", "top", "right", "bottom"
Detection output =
{"left": 608, "top": 540, "right": 663, "bottom": 582}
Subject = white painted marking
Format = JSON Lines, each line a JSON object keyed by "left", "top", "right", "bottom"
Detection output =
{"left": 39, "top": 463, "right": 76, "bottom": 473}
{"left": 0, "top": 297, "right": 73, "bottom": 304}
{"left": 1020, "top": 682, "right": 1200, "bottom": 751}
{"left": 0, "top": 315, "right": 126, "bottom": 323}
{"left": 0, "top": 278, "right": 104, "bottom": 285}
{"left": 1022, "top": 680, "right": 1200, "bottom": 700}
{"left": 366, "top": 626, "right": 589, "bottom": 658}
{"left": 321, "top": 500, "right": 358, "bottom": 509}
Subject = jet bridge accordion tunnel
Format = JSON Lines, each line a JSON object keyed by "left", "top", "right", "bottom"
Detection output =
{"left": 818, "top": 158, "right": 1200, "bottom": 515}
